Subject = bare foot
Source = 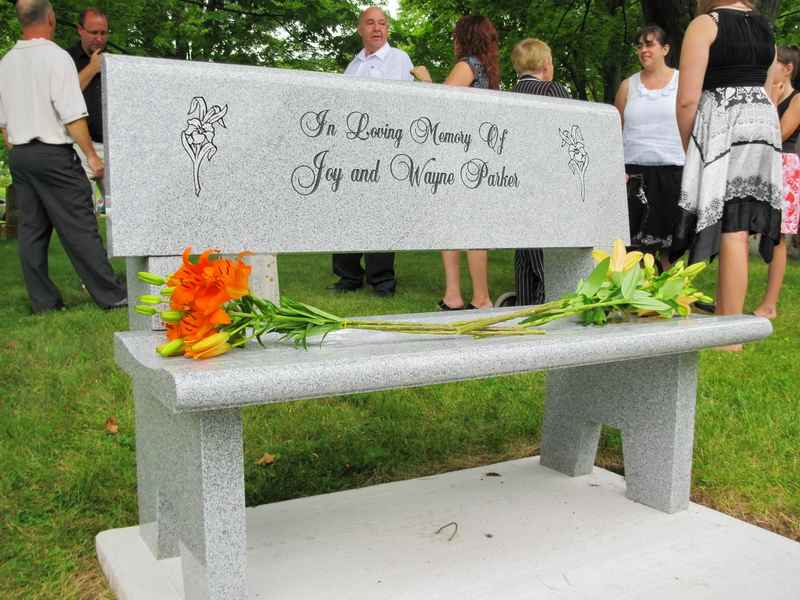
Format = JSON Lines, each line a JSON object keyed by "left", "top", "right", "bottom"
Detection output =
{"left": 751, "top": 308, "right": 776, "bottom": 319}
{"left": 714, "top": 344, "right": 743, "bottom": 353}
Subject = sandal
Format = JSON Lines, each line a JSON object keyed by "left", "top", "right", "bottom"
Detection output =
{"left": 437, "top": 299, "right": 463, "bottom": 311}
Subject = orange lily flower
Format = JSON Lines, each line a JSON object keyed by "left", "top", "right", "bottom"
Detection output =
{"left": 166, "top": 310, "right": 216, "bottom": 343}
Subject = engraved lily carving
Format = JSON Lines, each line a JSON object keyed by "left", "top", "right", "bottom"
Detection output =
{"left": 559, "top": 125, "right": 589, "bottom": 201}
{"left": 181, "top": 97, "right": 228, "bottom": 196}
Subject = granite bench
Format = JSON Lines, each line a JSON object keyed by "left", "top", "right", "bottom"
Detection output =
{"left": 100, "top": 55, "right": 772, "bottom": 600}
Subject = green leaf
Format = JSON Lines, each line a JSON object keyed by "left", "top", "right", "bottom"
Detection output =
{"left": 629, "top": 297, "right": 672, "bottom": 311}
{"left": 579, "top": 258, "right": 610, "bottom": 298}
{"left": 620, "top": 264, "right": 641, "bottom": 301}
{"left": 302, "top": 304, "right": 341, "bottom": 321}
{"left": 657, "top": 277, "right": 686, "bottom": 301}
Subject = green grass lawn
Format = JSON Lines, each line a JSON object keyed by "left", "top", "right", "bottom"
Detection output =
{"left": 1, "top": 221, "right": 798, "bottom": 598}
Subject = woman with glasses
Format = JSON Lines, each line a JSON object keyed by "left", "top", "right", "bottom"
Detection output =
{"left": 614, "top": 26, "right": 684, "bottom": 274}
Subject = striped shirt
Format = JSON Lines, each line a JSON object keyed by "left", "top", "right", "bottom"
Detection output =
{"left": 510, "top": 75, "right": 569, "bottom": 305}
{"left": 512, "top": 75, "right": 569, "bottom": 98}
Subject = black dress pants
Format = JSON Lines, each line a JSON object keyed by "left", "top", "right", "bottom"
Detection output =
{"left": 332, "top": 252, "right": 396, "bottom": 293}
{"left": 514, "top": 248, "right": 545, "bottom": 305}
{"left": 9, "top": 142, "right": 127, "bottom": 313}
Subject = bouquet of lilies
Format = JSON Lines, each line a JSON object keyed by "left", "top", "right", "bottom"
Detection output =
{"left": 136, "top": 240, "right": 712, "bottom": 359}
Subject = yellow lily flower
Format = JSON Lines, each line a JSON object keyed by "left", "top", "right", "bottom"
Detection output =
{"left": 592, "top": 238, "right": 643, "bottom": 274}
{"left": 186, "top": 332, "right": 232, "bottom": 359}
{"left": 676, "top": 293, "right": 698, "bottom": 316}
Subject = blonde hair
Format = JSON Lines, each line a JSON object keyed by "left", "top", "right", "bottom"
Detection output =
{"left": 511, "top": 38, "right": 552, "bottom": 76}
{"left": 696, "top": 0, "right": 755, "bottom": 15}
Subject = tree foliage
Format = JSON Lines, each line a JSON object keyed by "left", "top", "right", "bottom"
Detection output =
{"left": 2, "top": 0, "right": 800, "bottom": 113}
{"left": 396, "top": 0, "right": 644, "bottom": 103}
{"left": 1, "top": 0, "right": 368, "bottom": 71}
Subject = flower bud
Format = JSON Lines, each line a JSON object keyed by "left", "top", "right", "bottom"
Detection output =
{"left": 643, "top": 254, "right": 655, "bottom": 269}
{"left": 139, "top": 295, "right": 163, "bottom": 305}
{"left": 137, "top": 272, "right": 168, "bottom": 286}
{"left": 160, "top": 311, "right": 185, "bottom": 323}
{"left": 160, "top": 287, "right": 176, "bottom": 297}
{"left": 192, "top": 342, "right": 232, "bottom": 359}
{"left": 189, "top": 331, "right": 230, "bottom": 352}
{"left": 681, "top": 262, "right": 706, "bottom": 277}
{"left": 135, "top": 305, "right": 157, "bottom": 316}
{"left": 157, "top": 339, "right": 185, "bottom": 356}
{"left": 669, "top": 261, "right": 684, "bottom": 275}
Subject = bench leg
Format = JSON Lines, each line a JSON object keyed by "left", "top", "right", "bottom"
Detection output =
{"left": 135, "top": 386, "right": 248, "bottom": 599}
{"left": 540, "top": 352, "right": 698, "bottom": 513}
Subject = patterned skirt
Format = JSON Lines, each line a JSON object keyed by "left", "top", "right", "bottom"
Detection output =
{"left": 781, "top": 152, "right": 800, "bottom": 234}
{"left": 625, "top": 164, "right": 683, "bottom": 254}
{"left": 671, "top": 86, "right": 783, "bottom": 264}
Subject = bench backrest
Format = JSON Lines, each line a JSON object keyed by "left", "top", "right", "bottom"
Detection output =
{"left": 101, "top": 55, "right": 627, "bottom": 328}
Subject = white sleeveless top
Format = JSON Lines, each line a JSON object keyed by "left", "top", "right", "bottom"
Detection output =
{"left": 622, "top": 70, "right": 684, "bottom": 166}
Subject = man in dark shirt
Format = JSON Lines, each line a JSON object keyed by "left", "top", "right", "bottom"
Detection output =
{"left": 66, "top": 7, "right": 109, "bottom": 200}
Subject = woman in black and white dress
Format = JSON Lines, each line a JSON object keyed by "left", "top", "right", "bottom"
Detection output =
{"left": 672, "top": 0, "right": 782, "bottom": 348}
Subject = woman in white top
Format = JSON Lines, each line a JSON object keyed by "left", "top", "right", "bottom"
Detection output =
{"left": 615, "top": 26, "right": 685, "bottom": 272}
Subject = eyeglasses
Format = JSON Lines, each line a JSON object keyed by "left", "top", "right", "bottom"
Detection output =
{"left": 634, "top": 40, "right": 661, "bottom": 50}
{"left": 80, "top": 27, "right": 109, "bottom": 36}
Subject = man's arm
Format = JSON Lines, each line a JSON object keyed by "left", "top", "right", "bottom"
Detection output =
{"left": 77, "top": 49, "right": 103, "bottom": 91}
{"left": 1, "top": 127, "right": 11, "bottom": 151}
{"left": 65, "top": 118, "right": 104, "bottom": 180}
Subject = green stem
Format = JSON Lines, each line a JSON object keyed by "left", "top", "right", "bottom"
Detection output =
{"left": 450, "top": 300, "right": 571, "bottom": 334}
{"left": 470, "top": 328, "right": 547, "bottom": 338}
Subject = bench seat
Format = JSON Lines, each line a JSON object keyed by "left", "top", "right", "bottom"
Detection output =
{"left": 115, "top": 308, "right": 771, "bottom": 599}
{"left": 115, "top": 309, "right": 771, "bottom": 411}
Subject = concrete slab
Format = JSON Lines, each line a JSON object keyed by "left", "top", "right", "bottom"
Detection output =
{"left": 97, "top": 457, "right": 800, "bottom": 599}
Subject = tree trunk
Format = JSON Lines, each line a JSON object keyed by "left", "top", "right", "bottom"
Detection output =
{"left": 640, "top": 0, "right": 782, "bottom": 67}
{"left": 755, "top": 0, "right": 782, "bottom": 25}
{"left": 639, "top": 0, "right": 695, "bottom": 67}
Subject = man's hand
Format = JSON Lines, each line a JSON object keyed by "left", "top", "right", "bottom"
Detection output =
{"left": 78, "top": 50, "right": 106, "bottom": 91}
{"left": 87, "top": 153, "right": 105, "bottom": 181}
{"left": 89, "top": 48, "right": 104, "bottom": 72}
{"left": 65, "top": 117, "right": 103, "bottom": 179}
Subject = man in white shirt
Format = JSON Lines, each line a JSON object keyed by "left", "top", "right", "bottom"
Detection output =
{"left": 329, "top": 7, "right": 413, "bottom": 297}
{"left": 0, "top": 0, "right": 127, "bottom": 313}
{"left": 344, "top": 7, "right": 414, "bottom": 80}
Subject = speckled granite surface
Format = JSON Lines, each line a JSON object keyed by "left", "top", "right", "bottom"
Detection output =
{"left": 103, "top": 55, "right": 626, "bottom": 258}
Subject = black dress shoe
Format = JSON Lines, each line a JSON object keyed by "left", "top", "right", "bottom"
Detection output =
{"left": 104, "top": 297, "right": 129, "bottom": 311}
{"left": 373, "top": 288, "right": 395, "bottom": 298}
{"left": 326, "top": 281, "right": 363, "bottom": 292}
{"left": 694, "top": 301, "right": 716, "bottom": 314}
